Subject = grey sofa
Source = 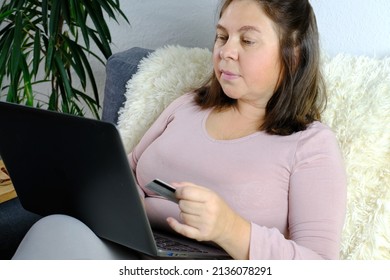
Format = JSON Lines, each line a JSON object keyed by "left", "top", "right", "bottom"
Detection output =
{"left": 102, "top": 47, "right": 153, "bottom": 124}
{"left": 0, "top": 47, "right": 152, "bottom": 259}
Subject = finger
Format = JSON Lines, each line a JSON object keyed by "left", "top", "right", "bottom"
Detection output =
{"left": 175, "top": 185, "right": 210, "bottom": 202}
{"left": 171, "top": 181, "right": 196, "bottom": 188}
{"left": 166, "top": 217, "right": 200, "bottom": 240}
{"left": 179, "top": 210, "right": 203, "bottom": 227}
{"left": 178, "top": 200, "right": 204, "bottom": 215}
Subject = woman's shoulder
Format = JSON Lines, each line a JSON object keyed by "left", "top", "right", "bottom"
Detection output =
{"left": 166, "top": 92, "right": 197, "bottom": 110}
{"left": 296, "top": 121, "right": 341, "bottom": 156}
{"left": 156, "top": 92, "right": 200, "bottom": 123}
{"left": 302, "top": 121, "right": 337, "bottom": 140}
{"left": 163, "top": 92, "right": 203, "bottom": 118}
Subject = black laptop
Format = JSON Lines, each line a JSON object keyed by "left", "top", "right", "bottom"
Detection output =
{"left": 0, "top": 101, "right": 230, "bottom": 259}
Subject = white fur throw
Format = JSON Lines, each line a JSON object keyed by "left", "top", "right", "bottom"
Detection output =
{"left": 117, "top": 45, "right": 390, "bottom": 259}
{"left": 118, "top": 46, "right": 213, "bottom": 153}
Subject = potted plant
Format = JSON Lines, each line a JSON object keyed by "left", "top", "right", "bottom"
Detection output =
{"left": 0, "top": 0, "right": 129, "bottom": 118}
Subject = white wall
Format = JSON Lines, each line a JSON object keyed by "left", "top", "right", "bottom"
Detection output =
{"left": 107, "top": 0, "right": 219, "bottom": 53}
{"left": 311, "top": 0, "right": 390, "bottom": 57}
{"left": 109, "top": 0, "right": 390, "bottom": 57}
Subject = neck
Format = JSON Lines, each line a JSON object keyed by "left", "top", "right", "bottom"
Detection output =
{"left": 234, "top": 99, "right": 266, "bottom": 126}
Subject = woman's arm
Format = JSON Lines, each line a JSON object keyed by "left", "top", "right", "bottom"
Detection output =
{"left": 250, "top": 125, "right": 347, "bottom": 259}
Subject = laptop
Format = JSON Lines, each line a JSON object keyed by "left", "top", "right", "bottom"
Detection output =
{"left": 0, "top": 101, "right": 230, "bottom": 259}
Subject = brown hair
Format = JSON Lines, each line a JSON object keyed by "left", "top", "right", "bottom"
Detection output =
{"left": 194, "top": 0, "right": 326, "bottom": 135}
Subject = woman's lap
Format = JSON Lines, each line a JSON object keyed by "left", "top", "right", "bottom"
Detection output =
{"left": 12, "top": 214, "right": 141, "bottom": 260}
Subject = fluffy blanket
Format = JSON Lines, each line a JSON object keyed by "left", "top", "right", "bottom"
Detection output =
{"left": 117, "top": 45, "right": 390, "bottom": 259}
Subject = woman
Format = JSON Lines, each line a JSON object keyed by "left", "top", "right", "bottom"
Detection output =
{"left": 13, "top": 0, "right": 347, "bottom": 260}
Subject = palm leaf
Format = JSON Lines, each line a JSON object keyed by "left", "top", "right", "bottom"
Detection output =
{"left": 0, "top": 9, "right": 14, "bottom": 21}
{"left": 20, "top": 53, "right": 34, "bottom": 106}
{"left": 64, "top": 38, "right": 87, "bottom": 88}
{"left": 41, "top": 0, "right": 48, "bottom": 33}
{"left": 54, "top": 53, "right": 73, "bottom": 100}
{"left": 32, "top": 30, "right": 41, "bottom": 77}
{"left": 0, "top": 0, "right": 130, "bottom": 118}
{"left": 74, "top": 44, "right": 100, "bottom": 104}
{"left": 10, "top": 11, "right": 22, "bottom": 79}
{"left": 83, "top": 1, "right": 112, "bottom": 58}
{"left": 71, "top": 0, "right": 90, "bottom": 49}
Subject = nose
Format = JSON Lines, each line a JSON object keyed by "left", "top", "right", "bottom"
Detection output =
{"left": 219, "top": 40, "right": 238, "bottom": 60}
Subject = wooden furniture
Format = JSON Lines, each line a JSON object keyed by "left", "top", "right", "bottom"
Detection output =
{"left": 0, "top": 160, "right": 17, "bottom": 203}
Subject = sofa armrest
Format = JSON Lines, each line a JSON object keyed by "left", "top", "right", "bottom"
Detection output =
{"left": 102, "top": 47, "right": 153, "bottom": 124}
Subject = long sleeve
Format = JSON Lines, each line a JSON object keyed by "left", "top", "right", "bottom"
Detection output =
{"left": 249, "top": 126, "right": 347, "bottom": 259}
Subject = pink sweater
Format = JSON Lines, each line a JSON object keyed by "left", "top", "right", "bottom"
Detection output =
{"left": 129, "top": 93, "right": 347, "bottom": 259}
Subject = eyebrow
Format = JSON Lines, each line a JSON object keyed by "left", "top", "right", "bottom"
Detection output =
{"left": 216, "top": 24, "right": 261, "bottom": 33}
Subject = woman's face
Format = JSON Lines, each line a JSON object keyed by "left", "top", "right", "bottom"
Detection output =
{"left": 213, "top": 0, "right": 281, "bottom": 109}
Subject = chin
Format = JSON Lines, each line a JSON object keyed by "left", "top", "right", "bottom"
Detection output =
{"left": 220, "top": 87, "right": 241, "bottom": 100}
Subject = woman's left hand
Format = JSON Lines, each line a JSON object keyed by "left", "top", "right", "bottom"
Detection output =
{"left": 166, "top": 182, "right": 251, "bottom": 259}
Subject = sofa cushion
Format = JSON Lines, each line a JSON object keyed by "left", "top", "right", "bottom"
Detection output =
{"left": 102, "top": 47, "right": 152, "bottom": 123}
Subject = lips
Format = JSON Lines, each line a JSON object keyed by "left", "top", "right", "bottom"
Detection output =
{"left": 220, "top": 69, "right": 240, "bottom": 81}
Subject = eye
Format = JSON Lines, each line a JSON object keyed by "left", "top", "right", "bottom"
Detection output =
{"left": 242, "top": 38, "right": 255, "bottom": 46}
{"left": 215, "top": 33, "right": 228, "bottom": 43}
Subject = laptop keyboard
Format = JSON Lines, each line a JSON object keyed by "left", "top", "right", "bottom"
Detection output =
{"left": 154, "top": 234, "right": 207, "bottom": 253}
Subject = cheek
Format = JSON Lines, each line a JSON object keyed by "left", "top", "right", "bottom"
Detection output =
{"left": 212, "top": 49, "right": 221, "bottom": 75}
{"left": 241, "top": 58, "right": 264, "bottom": 81}
{"left": 245, "top": 56, "right": 280, "bottom": 81}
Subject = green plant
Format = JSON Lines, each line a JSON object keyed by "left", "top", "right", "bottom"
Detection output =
{"left": 0, "top": 0, "right": 129, "bottom": 118}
